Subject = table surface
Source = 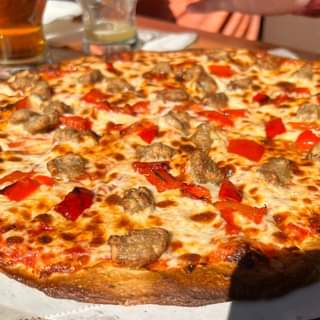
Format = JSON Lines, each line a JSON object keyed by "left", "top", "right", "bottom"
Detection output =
{"left": 49, "top": 15, "right": 319, "bottom": 62}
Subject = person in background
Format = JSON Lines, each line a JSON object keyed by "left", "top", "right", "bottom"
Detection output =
{"left": 137, "top": 0, "right": 261, "bottom": 41}
{"left": 186, "top": 0, "right": 320, "bottom": 16}
{"left": 137, "top": 0, "right": 320, "bottom": 41}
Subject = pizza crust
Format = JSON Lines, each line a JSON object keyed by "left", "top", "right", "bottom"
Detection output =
{"left": 2, "top": 250, "right": 319, "bottom": 306}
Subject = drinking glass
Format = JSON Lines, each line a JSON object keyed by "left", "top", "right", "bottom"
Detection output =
{"left": 78, "top": 0, "right": 138, "bottom": 55}
{"left": 0, "top": 0, "right": 47, "bottom": 65}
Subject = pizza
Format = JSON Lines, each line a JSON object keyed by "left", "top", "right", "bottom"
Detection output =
{"left": 0, "top": 49, "right": 320, "bottom": 306}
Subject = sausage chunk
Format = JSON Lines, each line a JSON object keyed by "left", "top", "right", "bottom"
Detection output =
{"left": 53, "top": 128, "right": 98, "bottom": 145}
{"left": 23, "top": 113, "right": 59, "bottom": 134}
{"left": 259, "top": 157, "right": 293, "bottom": 186}
{"left": 175, "top": 65, "right": 205, "bottom": 82}
{"left": 10, "top": 72, "right": 39, "bottom": 91}
{"left": 32, "top": 81, "right": 52, "bottom": 100}
{"left": 190, "top": 150, "right": 223, "bottom": 184}
{"left": 208, "top": 49, "right": 230, "bottom": 61}
{"left": 164, "top": 111, "right": 191, "bottom": 135}
{"left": 47, "top": 153, "right": 87, "bottom": 179}
{"left": 257, "top": 56, "right": 281, "bottom": 71}
{"left": 157, "top": 88, "right": 190, "bottom": 102}
{"left": 204, "top": 92, "right": 228, "bottom": 110}
{"left": 42, "top": 100, "right": 73, "bottom": 115}
{"left": 105, "top": 78, "right": 133, "bottom": 94}
{"left": 151, "top": 62, "right": 172, "bottom": 75}
{"left": 53, "top": 128, "right": 81, "bottom": 143}
{"left": 293, "top": 64, "right": 313, "bottom": 80}
{"left": 197, "top": 74, "right": 218, "bottom": 95}
{"left": 121, "top": 187, "right": 155, "bottom": 213}
{"left": 228, "top": 78, "right": 252, "bottom": 91}
{"left": 136, "top": 143, "right": 176, "bottom": 162}
{"left": 109, "top": 228, "right": 170, "bottom": 268}
{"left": 307, "top": 143, "right": 320, "bottom": 160}
{"left": 10, "top": 109, "right": 38, "bottom": 124}
{"left": 191, "top": 123, "right": 213, "bottom": 151}
{"left": 297, "top": 104, "right": 320, "bottom": 121}
{"left": 79, "top": 69, "right": 103, "bottom": 85}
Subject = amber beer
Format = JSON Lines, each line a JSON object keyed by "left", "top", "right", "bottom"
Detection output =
{"left": 0, "top": 0, "right": 47, "bottom": 65}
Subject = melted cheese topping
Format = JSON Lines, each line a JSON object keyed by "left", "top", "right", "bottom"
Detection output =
{"left": 0, "top": 50, "right": 319, "bottom": 275}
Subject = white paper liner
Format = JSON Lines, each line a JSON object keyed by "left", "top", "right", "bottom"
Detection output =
{"left": 2, "top": 269, "right": 320, "bottom": 320}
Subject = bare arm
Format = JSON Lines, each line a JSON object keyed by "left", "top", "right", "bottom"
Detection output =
{"left": 187, "top": 0, "right": 315, "bottom": 15}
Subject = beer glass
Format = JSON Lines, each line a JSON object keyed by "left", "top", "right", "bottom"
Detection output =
{"left": 78, "top": 0, "right": 138, "bottom": 55}
{"left": 0, "top": 0, "right": 47, "bottom": 65}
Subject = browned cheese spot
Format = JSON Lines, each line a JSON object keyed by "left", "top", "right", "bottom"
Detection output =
{"left": 112, "top": 153, "right": 125, "bottom": 161}
{"left": 90, "top": 235, "right": 106, "bottom": 247}
{"left": 179, "top": 253, "right": 201, "bottom": 273}
{"left": 308, "top": 186, "right": 318, "bottom": 192}
{"left": 38, "top": 234, "right": 53, "bottom": 244}
{"left": 106, "top": 194, "right": 122, "bottom": 206}
{"left": 36, "top": 201, "right": 50, "bottom": 211}
{"left": 96, "top": 163, "right": 106, "bottom": 170}
{"left": 7, "top": 156, "right": 22, "bottom": 162}
{"left": 148, "top": 215, "right": 163, "bottom": 226}
{"left": 117, "top": 216, "right": 134, "bottom": 230}
{"left": 33, "top": 213, "right": 53, "bottom": 224}
{"left": 249, "top": 187, "right": 258, "bottom": 195}
{"left": 0, "top": 223, "right": 21, "bottom": 233}
{"left": 180, "top": 144, "right": 196, "bottom": 153}
{"left": 156, "top": 200, "right": 177, "bottom": 208}
{"left": 20, "top": 209, "right": 31, "bottom": 220}
{"left": 170, "top": 240, "right": 183, "bottom": 252}
{"left": 303, "top": 198, "right": 312, "bottom": 205}
{"left": 190, "top": 212, "right": 216, "bottom": 223}
{"left": 60, "top": 233, "right": 77, "bottom": 241}
{"left": 272, "top": 231, "right": 288, "bottom": 243}
{"left": 6, "top": 236, "right": 24, "bottom": 246}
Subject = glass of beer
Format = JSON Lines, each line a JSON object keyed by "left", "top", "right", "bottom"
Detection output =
{"left": 0, "top": 0, "right": 47, "bottom": 65}
{"left": 78, "top": 0, "right": 138, "bottom": 55}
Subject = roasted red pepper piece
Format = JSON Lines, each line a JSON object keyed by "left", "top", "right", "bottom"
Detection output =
{"left": 288, "top": 87, "right": 310, "bottom": 96}
{"left": 106, "top": 62, "right": 121, "bottom": 75}
{"left": 265, "top": 118, "right": 287, "bottom": 139}
{"left": 41, "top": 69, "right": 64, "bottom": 81}
{"left": 215, "top": 201, "right": 267, "bottom": 224}
{"left": 33, "top": 175, "right": 55, "bottom": 186}
{"left": 209, "top": 65, "right": 234, "bottom": 77}
{"left": 220, "top": 209, "right": 241, "bottom": 234}
{"left": 198, "top": 111, "right": 234, "bottom": 127}
{"left": 131, "top": 101, "right": 150, "bottom": 114}
{"left": 106, "top": 122, "right": 125, "bottom": 133}
{"left": 2, "top": 178, "right": 40, "bottom": 201}
{"left": 253, "top": 92, "right": 270, "bottom": 105}
{"left": 133, "top": 162, "right": 181, "bottom": 192}
{"left": 60, "top": 115, "right": 92, "bottom": 131}
{"left": 55, "top": 187, "right": 94, "bottom": 221}
{"left": 228, "top": 139, "right": 265, "bottom": 162}
{"left": 295, "top": 130, "right": 320, "bottom": 151}
{"left": 82, "top": 89, "right": 109, "bottom": 104}
{"left": 121, "top": 120, "right": 156, "bottom": 136}
{"left": 283, "top": 223, "right": 310, "bottom": 241}
{"left": 133, "top": 161, "right": 170, "bottom": 174}
{"left": 0, "top": 171, "right": 33, "bottom": 185}
{"left": 219, "top": 180, "right": 242, "bottom": 202}
{"left": 181, "top": 184, "right": 212, "bottom": 202}
{"left": 15, "top": 97, "right": 30, "bottom": 110}
{"left": 222, "top": 109, "right": 247, "bottom": 118}
{"left": 289, "top": 122, "right": 320, "bottom": 131}
{"left": 138, "top": 124, "right": 159, "bottom": 144}
{"left": 273, "top": 94, "right": 289, "bottom": 105}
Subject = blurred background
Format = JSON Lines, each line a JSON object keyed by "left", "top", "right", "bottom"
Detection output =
{"left": 55, "top": 0, "right": 320, "bottom": 53}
